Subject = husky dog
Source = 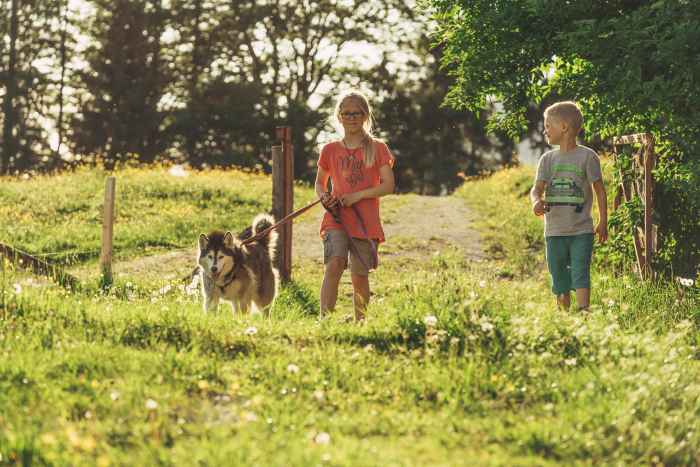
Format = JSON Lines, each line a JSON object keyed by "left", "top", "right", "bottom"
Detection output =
{"left": 197, "top": 214, "right": 278, "bottom": 315}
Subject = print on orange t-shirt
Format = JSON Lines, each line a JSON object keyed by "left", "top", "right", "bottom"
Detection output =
{"left": 317, "top": 140, "right": 395, "bottom": 243}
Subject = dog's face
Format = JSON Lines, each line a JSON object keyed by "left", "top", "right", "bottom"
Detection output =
{"left": 198, "top": 231, "right": 237, "bottom": 280}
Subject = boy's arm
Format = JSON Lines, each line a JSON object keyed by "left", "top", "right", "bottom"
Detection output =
{"left": 592, "top": 179, "right": 608, "bottom": 242}
{"left": 530, "top": 180, "right": 547, "bottom": 216}
{"left": 340, "top": 165, "right": 395, "bottom": 207}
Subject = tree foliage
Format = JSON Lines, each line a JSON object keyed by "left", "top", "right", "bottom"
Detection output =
{"left": 428, "top": 0, "right": 700, "bottom": 276}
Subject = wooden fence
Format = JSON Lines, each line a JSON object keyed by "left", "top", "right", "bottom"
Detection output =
{"left": 611, "top": 133, "right": 656, "bottom": 279}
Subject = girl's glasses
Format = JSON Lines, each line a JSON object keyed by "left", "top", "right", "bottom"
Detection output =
{"left": 340, "top": 111, "right": 364, "bottom": 120}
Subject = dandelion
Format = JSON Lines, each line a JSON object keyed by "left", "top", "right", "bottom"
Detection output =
{"left": 677, "top": 277, "right": 695, "bottom": 287}
{"left": 145, "top": 398, "right": 158, "bottom": 410}
{"left": 168, "top": 165, "right": 189, "bottom": 177}
{"left": 242, "top": 411, "right": 258, "bottom": 422}
{"left": 564, "top": 358, "right": 577, "bottom": 366}
{"left": 423, "top": 315, "right": 438, "bottom": 327}
{"left": 13, "top": 283, "right": 21, "bottom": 294}
{"left": 314, "top": 432, "right": 331, "bottom": 445}
{"left": 244, "top": 326, "right": 258, "bottom": 336}
{"left": 287, "top": 364, "right": 300, "bottom": 374}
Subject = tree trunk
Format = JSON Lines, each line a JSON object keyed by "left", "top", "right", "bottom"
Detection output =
{"left": 55, "top": 0, "right": 68, "bottom": 167}
{"left": 2, "top": 0, "right": 19, "bottom": 175}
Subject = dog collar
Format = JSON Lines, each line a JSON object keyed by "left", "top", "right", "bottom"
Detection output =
{"left": 218, "top": 263, "right": 240, "bottom": 292}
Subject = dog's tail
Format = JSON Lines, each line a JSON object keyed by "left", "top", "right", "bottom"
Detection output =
{"left": 252, "top": 213, "right": 278, "bottom": 257}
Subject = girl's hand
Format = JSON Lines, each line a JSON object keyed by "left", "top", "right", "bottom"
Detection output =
{"left": 320, "top": 192, "right": 339, "bottom": 209}
{"left": 340, "top": 192, "right": 363, "bottom": 207}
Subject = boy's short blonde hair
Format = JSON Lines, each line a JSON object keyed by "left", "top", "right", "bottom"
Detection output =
{"left": 544, "top": 101, "right": 584, "bottom": 133}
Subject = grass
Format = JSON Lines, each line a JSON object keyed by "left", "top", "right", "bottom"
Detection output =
{"left": 1, "top": 165, "right": 698, "bottom": 466}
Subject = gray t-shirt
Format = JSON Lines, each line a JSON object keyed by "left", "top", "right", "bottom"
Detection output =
{"left": 535, "top": 145, "right": 602, "bottom": 237}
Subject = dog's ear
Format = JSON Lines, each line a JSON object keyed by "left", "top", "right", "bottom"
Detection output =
{"left": 198, "top": 234, "right": 208, "bottom": 251}
{"left": 223, "top": 231, "right": 234, "bottom": 248}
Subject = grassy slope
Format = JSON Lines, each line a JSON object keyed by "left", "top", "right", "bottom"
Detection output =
{"left": 0, "top": 166, "right": 698, "bottom": 466}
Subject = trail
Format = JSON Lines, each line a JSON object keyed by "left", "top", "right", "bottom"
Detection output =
{"left": 71, "top": 194, "right": 484, "bottom": 282}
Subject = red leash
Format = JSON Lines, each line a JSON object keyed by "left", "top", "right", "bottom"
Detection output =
{"left": 241, "top": 198, "right": 323, "bottom": 246}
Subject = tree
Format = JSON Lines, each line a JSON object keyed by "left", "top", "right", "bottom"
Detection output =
{"left": 0, "top": 0, "right": 67, "bottom": 174}
{"left": 427, "top": 0, "right": 700, "bottom": 276}
{"left": 366, "top": 41, "right": 515, "bottom": 194}
{"left": 71, "top": 0, "right": 171, "bottom": 168}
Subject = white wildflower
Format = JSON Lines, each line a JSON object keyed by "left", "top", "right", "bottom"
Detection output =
{"left": 242, "top": 411, "right": 258, "bottom": 422}
{"left": 423, "top": 315, "right": 438, "bottom": 327}
{"left": 480, "top": 320, "right": 494, "bottom": 332}
{"left": 158, "top": 284, "right": 173, "bottom": 295}
{"left": 110, "top": 391, "right": 120, "bottom": 401}
{"left": 145, "top": 399, "right": 158, "bottom": 410}
{"left": 564, "top": 358, "right": 577, "bottom": 366}
{"left": 287, "top": 364, "right": 300, "bottom": 374}
{"left": 168, "top": 165, "right": 189, "bottom": 177}
{"left": 13, "top": 283, "right": 21, "bottom": 295}
{"left": 478, "top": 280, "right": 487, "bottom": 288}
{"left": 313, "top": 390, "right": 325, "bottom": 402}
{"left": 314, "top": 432, "right": 331, "bottom": 445}
{"left": 606, "top": 299, "right": 615, "bottom": 308}
{"left": 244, "top": 326, "right": 258, "bottom": 336}
{"left": 677, "top": 277, "right": 695, "bottom": 287}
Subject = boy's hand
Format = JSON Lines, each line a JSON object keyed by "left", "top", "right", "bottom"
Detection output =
{"left": 595, "top": 222, "right": 608, "bottom": 243}
{"left": 340, "top": 192, "right": 363, "bottom": 207}
{"left": 532, "top": 200, "right": 547, "bottom": 217}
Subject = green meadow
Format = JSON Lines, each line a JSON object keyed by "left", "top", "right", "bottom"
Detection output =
{"left": 1, "top": 166, "right": 698, "bottom": 466}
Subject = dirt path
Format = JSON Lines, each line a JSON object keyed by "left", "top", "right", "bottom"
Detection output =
{"left": 292, "top": 194, "right": 484, "bottom": 266}
{"left": 71, "top": 194, "right": 483, "bottom": 282}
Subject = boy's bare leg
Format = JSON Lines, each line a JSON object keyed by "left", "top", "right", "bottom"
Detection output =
{"left": 556, "top": 292, "right": 571, "bottom": 310}
{"left": 576, "top": 288, "right": 590, "bottom": 310}
{"left": 350, "top": 273, "right": 370, "bottom": 322}
{"left": 320, "top": 258, "right": 345, "bottom": 317}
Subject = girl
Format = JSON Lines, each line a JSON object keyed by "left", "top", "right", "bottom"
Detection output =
{"left": 315, "top": 90, "right": 395, "bottom": 322}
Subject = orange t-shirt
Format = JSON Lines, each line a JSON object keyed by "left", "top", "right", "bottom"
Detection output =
{"left": 317, "top": 140, "right": 395, "bottom": 243}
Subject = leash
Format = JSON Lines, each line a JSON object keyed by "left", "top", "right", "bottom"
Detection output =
{"left": 325, "top": 202, "right": 377, "bottom": 273}
{"left": 240, "top": 198, "right": 324, "bottom": 246}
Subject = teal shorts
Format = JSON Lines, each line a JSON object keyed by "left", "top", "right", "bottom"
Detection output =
{"left": 545, "top": 233, "right": 594, "bottom": 295}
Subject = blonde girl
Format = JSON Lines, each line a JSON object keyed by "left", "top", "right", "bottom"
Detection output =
{"left": 314, "top": 90, "right": 395, "bottom": 322}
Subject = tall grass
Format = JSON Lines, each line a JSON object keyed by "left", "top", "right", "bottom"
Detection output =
{"left": 0, "top": 166, "right": 698, "bottom": 465}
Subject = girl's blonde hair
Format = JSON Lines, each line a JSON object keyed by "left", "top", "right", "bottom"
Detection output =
{"left": 333, "top": 90, "right": 378, "bottom": 167}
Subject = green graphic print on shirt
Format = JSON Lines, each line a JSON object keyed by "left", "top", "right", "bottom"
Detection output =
{"left": 545, "top": 164, "right": 585, "bottom": 211}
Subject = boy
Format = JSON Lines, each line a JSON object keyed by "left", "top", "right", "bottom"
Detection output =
{"left": 530, "top": 101, "right": 608, "bottom": 311}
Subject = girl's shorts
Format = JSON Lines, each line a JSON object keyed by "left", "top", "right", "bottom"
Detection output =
{"left": 323, "top": 229, "right": 377, "bottom": 276}
{"left": 545, "top": 233, "right": 594, "bottom": 295}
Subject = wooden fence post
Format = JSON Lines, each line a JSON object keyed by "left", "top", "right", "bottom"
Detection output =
{"left": 611, "top": 133, "right": 656, "bottom": 279}
{"left": 100, "top": 176, "right": 116, "bottom": 286}
{"left": 273, "top": 126, "right": 294, "bottom": 282}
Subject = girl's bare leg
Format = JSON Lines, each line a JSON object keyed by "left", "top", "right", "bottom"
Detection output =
{"left": 320, "top": 257, "right": 345, "bottom": 317}
{"left": 351, "top": 273, "right": 370, "bottom": 322}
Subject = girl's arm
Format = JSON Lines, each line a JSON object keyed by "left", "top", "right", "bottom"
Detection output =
{"left": 340, "top": 165, "right": 395, "bottom": 206}
{"left": 315, "top": 166, "right": 338, "bottom": 208}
